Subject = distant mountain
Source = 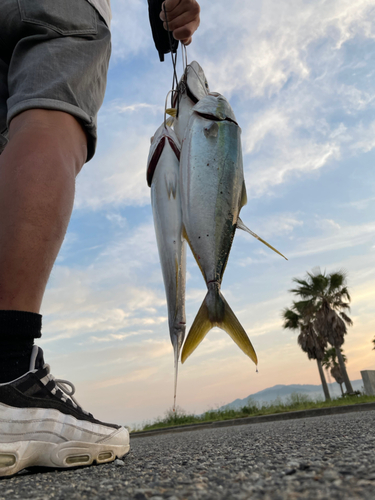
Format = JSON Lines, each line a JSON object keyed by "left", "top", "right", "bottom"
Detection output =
{"left": 220, "top": 379, "right": 364, "bottom": 410}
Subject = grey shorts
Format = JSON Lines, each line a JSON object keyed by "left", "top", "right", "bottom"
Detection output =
{"left": 0, "top": 0, "right": 111, "bottom": 162}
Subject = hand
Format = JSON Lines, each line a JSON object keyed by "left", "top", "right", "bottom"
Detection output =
{"left": 160, "top": 0, "right": 200, "bottom": 46}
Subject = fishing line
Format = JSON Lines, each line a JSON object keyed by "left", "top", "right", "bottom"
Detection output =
{"left": 182, "top": 43, "right": 188, "bottom": 74}
{"left": 163, "top": 3, "right": 179, "bottom": 97}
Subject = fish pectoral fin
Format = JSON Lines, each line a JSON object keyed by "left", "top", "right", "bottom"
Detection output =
{"left": 181, "top": 299, "right": 211, "bottom": 364}
{"left": 204, "top": 121, "right": 219, "bottom": 138}
{"left": 220, "top": 294, "right": 257, "bottom": 364}
{"left": 237, "top": 217, "right": 288, "bottom": 260}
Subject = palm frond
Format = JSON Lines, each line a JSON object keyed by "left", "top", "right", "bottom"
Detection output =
{"left": 328, "top": 271, "right": 346, "bottom": 292}
{"left": 282, "top": 307, "right": 300, "bottom": 330}
{"left": 339, "top": 286, "right": 351, "bottom": 303}
{"left": 293, "top": 299, "right": 316, "bottom": 317}
{"left": 340, "top": 312, "right": 353, "bottom": 326}
{"left": 291, "top": 278, "right": 310, "bottom": 288}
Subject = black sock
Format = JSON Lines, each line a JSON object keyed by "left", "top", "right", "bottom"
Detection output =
{"left": 0, "top": 310, "right": 42, "bottom": 383}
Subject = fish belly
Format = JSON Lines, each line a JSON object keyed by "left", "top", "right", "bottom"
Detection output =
{"left": 151, "top": 142, "right": 186, "bottom": 350}
{"left": 180, "top": 114, "right": 244, "bottom": 284}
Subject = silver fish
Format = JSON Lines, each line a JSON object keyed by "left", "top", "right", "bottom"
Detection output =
{"left": 171, "top": 61, "right": 210, "bottom": 143}
{"left": 147, "top": 123, "right": 186, "bottom": 407}
{"left": 179, "top": 90, "right": 287, "bottom": 365}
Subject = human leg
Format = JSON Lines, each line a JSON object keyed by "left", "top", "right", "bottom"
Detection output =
{"left": 0, "top": 0, "right": 110, "bottom": 380}
{"left": 0, "top": 108, "right": 86, "bottom": 383}
{"left": 0, "top": 109, "right": 87, "bottom": 313}
{"left": 0, "top": 2, "right": 130, "bottom": 477}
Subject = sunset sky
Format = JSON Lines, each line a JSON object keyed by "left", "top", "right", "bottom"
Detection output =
{"left": 38, "top": 0, "right": 375, "bottom": 428}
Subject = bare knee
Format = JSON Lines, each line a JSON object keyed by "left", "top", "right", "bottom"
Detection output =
{"left": 9, "top": 109, "right": 88, "bottom": 176}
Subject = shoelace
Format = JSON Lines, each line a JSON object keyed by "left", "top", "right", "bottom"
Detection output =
{"left": 44, "top": 365, "right": 90, "bottom": 416}
{"left": 55, "top": 378, "right": 80, "bottom": 407}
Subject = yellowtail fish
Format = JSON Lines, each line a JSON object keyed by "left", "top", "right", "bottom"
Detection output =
{"left": 147, "top": 123, "right": 186, "bottom": 408}
{"left": 179, "top": 93, "right": 286, "bottom": 365}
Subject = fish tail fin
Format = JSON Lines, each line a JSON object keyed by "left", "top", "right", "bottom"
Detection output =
{"left": 181, "top": 285, "right": 258, "bottom": 365}
{"left": 220, "top": 293, "right": 258, "bottom": 365}
{"left": 181, "top": 297, "right": 211, "bottom": 364}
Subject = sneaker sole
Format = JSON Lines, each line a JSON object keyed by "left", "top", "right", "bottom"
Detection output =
{"left": 0, "top": 439, "right": 130, "bottom": 477}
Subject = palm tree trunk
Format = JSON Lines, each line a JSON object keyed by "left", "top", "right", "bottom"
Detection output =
{"left": 335, "top": 346, "right": 353, "bottom": 394}
{"left": 339, "top": 383, "right": 344, "bottom": 395}
{"left": 317, "top": 359, "right": 331, "bottom": 401}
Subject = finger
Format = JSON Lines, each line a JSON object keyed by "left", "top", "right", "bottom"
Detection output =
{"left": 162, "top": 10, "right": 199, "bottom": 33}
{"left": 172, "top": 19, "right": 199, "bottom": 42}
{"left": 162, "top": 0, "right": 181, "bottom": 13}
{"left": 181, "top": 37, "right": 192, "bottom": 46}
{"left": 160, "top": 0, "right": 199, "bottom": 24}
{"left": 160, "top": 0, "right": 180, "bottom": 21}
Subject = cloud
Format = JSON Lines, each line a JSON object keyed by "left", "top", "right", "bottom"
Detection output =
{"left": 42, "top": 222, "right": 167, "bottom": 343}
{"left": 75, "top": 128, "right": 151, "bottom": 209}
{"left": 195, "top": 0, "right": 375, "bottom": 97}
{"left": 344, "top": 197, "right": 375, "bottom": 210}
{"left": 113, "top": 103, "right": 162, "bottom": 114}
{"left": 187, "top": 0, "right": 375, "bottom": 198}
{"left": 237, "top": 213, "right": 303, "bottom": 240}
{"left": 72, "top": 1, "right": 375, "bottom": 209}
{"left": 291, "top": 221, "right": 375, "bottom": 257}
{"left": 110, "top": 0, "right": 151, "bottom": 61}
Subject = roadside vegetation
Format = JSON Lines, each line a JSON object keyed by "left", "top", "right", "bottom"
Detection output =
{"left": 132, "top": 393, "right": 375, "bottom": 433}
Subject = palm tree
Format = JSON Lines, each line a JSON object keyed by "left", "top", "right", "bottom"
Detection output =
{"left": 322, "top": 347, "right": 347, "bottom": 395}
{"left": 372, "top": 337, "right": 375, "bottom": 350}
{"left": 290, "top": 268, "right": 354, "bottom": 394}
{"left": 282, "top": 303, "right": 331, "bottom": 401}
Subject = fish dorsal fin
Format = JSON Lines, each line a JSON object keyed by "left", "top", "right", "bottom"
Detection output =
{"left": 237, "top": 217, "right": 288, "bottom": 260}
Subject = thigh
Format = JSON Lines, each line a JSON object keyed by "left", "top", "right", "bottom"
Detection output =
{"left": 4, "top": 0, "right": 111, "bottom": 162}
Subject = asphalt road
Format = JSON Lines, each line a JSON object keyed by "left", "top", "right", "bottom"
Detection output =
{"left": 1, "top": 410, "right": 374, "bottom": 499}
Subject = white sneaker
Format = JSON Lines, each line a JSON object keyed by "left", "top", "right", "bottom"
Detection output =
{"left": 0, "top": 346, "right": 130, "bottom": 477}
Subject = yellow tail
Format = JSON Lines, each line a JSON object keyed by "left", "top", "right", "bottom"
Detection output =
{"left": 181, "top": 286, "right": 257, "bottom": 365}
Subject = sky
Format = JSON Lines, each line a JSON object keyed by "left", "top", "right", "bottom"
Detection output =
{"left": 39, "top": 0, "right": 375, "bottom": 428}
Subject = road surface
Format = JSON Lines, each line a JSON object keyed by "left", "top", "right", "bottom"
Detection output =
{"left": 0, "top": 410, "right": 374, "bottom": 499}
